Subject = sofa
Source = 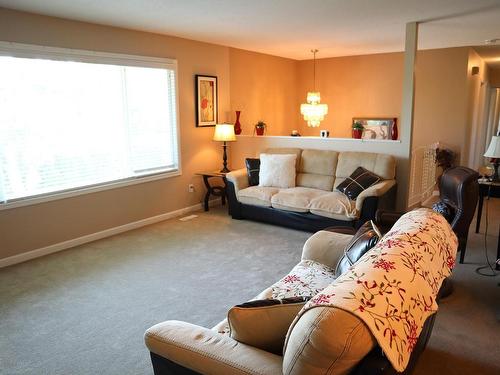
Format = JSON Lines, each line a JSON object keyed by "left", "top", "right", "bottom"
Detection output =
{"left": 144, "top": 208, "right": 457, "bottom": 375}
{"left": 226, "top": 148, "right": 397, "bottom": 232}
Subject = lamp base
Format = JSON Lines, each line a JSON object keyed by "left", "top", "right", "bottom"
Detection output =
{"left": 492, "top": 160, "right": 499, "bottom": 182}
{"left": 220, "top": 166, "right": 230, "bottom": 173}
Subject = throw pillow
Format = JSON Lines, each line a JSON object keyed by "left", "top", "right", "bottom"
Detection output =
{"left": 336, "top": 166, "right": 381, "bottom": 200}
{"left": 245, "top": 158, "right": 261, "bottom": 186}
{"left": 335, "top": 220, "right": 381, "bottom": 277}
{"left": 258, "top": 153, "right": 297, "bottom": 188}
{"left": 228, "top": 296, "right": 310, "bottom": 355}
{"left": 432, "top": 201, "right": 455, "bottom": 223}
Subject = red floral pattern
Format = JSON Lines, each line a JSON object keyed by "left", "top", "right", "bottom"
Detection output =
{"left": 298, "top": 209, "right": 458, "bottom": 372}
{"left": 271, "top": 260, "right": 337, "bottom": 299}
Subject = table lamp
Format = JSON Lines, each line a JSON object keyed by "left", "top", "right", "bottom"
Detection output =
{"left": 213, "top": 124, "right": 236, "bottom": 173}
{"left": 484, "top": 135, "right": 500, "bottom": 181}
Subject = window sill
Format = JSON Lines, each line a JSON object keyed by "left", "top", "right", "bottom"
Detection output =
{"left": 0, "top": 169, "right": 181, "bottom": 211}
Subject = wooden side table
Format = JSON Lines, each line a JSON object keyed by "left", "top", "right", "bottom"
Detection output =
{"left": 196, "top": 171, "right": 227, "bottom": 212}
{"left": 475, "top": 180, "right": 500, "bottom": 270}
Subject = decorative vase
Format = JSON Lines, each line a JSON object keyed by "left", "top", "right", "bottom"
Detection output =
{"left": 352, "top": 129, "right": 362, "bottom": 139}
{"left": 255, "top": 127, "right": 265, "bottom": 136}
{"left": 391, "top": 119, "right": 398, "bottom": 140}
{"left": 234, "top": 110, "right": 242, "bottom": 135}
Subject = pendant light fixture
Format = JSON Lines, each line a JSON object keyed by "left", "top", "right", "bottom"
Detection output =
{"left": 300, "top": 49, "right": 328, "bottom": 127}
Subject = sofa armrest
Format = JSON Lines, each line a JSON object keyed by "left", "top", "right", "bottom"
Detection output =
{"left": 301, "top": 230, "right": 353, "bottom": 269}
{"left": 226, "top": 168, "right": 249, "bottom": 194}
{"left": 355, "top": 180, "right": 396, "bottom": 212}
{"left": 145, "top": 320, "right": 282, "bottom": 375}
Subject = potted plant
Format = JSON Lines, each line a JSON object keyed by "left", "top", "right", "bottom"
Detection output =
{"left": 254, "top": 121, "right": 266, "bottom": 136}
{"left": 352, "top": 121, "right": 364, "bottom": 139}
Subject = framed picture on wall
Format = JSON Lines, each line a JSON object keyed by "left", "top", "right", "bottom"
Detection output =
{"left": 352, "top": 117, "right": 397, "bottom": 140}
{"left": 195, "top": 75, "right": 218, "bottom": 127}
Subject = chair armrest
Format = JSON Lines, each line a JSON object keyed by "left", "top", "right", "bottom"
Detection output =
{"left": 375, "top": 209, "right": 404, "bottom": 233}
{"left": 355, "top": 180, "right": 396, "bottom": 212}
{"left": 301, "top": 230, "right": 353, "bottom": 269}
{"left": 226, "top": 168, "right": 250, "bottom": 194}
{"left": 145, "top": 320, "right": 282, "bottom": 375}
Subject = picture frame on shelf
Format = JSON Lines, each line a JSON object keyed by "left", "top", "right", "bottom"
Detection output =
{"left": 352, "top": 117, "right": 397, "bottom": 140}
{"left": 195, "top": 75, "right": 218, "bottom": 127}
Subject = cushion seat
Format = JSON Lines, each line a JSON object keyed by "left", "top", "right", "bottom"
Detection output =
{"left": 309, "top": 191, "right": 357, "bottom": 220}
{"left": 238, "top": 186, "right": 280, "bottom": 207}
{"left": 271, "top": 187, "right": 329, "bottom": 213}
{"left": 270, "top": 260, "right": 337, "bottom": 299}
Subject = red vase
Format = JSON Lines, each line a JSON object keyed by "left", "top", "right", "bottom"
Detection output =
{"left": 352, "top": 129, "right": 362, "bottom": 139}
{"left": 234, "top": 110, "right": 242, "bottom": 135}
{"left": 391, "top": 118, "right": 398, "bottom": 140}
{"left": 255, "top": 127, "right": 265, "bottom": 136}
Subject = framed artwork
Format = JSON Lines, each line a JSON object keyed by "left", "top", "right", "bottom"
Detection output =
{"left": 353, "top": 117, "right": 397, "bottom": 140}
{"left": 195, "top": 75, "right": 218, "bottom": 127}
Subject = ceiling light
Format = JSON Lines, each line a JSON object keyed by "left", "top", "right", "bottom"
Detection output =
{"left": 300, "top": 49, "right": 328, "bottom": 128}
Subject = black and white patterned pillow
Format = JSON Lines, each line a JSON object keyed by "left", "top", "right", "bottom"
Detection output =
{"left": 336, "top": 166, "right": 381, "bottom": 200}
{"left": 245, "top": 158, "right": 260, "bottom": 186}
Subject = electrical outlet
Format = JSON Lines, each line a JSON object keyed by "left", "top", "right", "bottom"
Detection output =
{"left": 188, "top": 184, "right": 195, "bottom": 193}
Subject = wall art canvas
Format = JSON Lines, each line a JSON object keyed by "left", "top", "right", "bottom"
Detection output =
{"left": 196, "top": 75, "right": 218, "bottom": 127}
{"left": 353, "top": 117, "right": 397, "bottom": 140}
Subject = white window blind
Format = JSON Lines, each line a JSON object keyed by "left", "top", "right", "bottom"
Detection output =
{"left": 0, "top": 44, "right": 180, "bottom": 206}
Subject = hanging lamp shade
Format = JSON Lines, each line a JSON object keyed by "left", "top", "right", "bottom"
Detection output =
{"left": 301, "top": 50, "right": 328, "bottom": 127}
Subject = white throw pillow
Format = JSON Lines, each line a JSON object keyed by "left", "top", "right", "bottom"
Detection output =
{"left": 259, "top": 153, "right": 297, "bottom": 188}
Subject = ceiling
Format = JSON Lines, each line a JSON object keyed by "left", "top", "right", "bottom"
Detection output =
{"left": 1, "top": 0, "right": 500, "bottom": 60}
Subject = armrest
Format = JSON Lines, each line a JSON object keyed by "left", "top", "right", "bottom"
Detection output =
{"left": 145, "top": 320, "right": 282, "bottom": 375}
{"left": 375, "top": 209, "right": 404, "bottom": 233}
{"left": 355, "top": 180, "right": 396, "bottom": 212}
{"left": 301, "top": 230, "right": 353, "bottom": 269}
{"left": 226, "top": 168, "right": 249, "bottom": 194}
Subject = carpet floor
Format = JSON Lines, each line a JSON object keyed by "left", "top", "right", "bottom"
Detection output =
{"left": 0, "top": 203, "right": 499, "bottom": 375}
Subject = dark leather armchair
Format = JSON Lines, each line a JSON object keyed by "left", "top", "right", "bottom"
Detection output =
{"left": 377, "top": 166, "right": 479, "bottom": 264}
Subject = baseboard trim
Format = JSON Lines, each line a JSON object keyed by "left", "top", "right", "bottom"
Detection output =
{"left": 0, "top": 199, "right": 221, "bottom": 268}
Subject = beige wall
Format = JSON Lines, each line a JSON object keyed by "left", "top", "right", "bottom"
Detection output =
{"left": 490, "top": 68, "right": 500, "bottom": 88}
{"left": 0, "top": 8, "right": 230, "bottom": 260}
{"left": 412, "top": 48, "right": 470, "bottom": 155}
{"left": 296, "top": 53, "right": 404, "bottom": 137}
{"left": 229, "top": 48, "right": 298, "bottom": 136}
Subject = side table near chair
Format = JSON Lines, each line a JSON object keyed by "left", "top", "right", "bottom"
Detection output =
{"left": 474, "top": 180, "right": 500, "bottom": 270}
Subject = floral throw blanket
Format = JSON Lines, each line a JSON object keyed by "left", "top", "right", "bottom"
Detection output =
{"left": 299, "top": 208, "right": 458, "bottom": 372}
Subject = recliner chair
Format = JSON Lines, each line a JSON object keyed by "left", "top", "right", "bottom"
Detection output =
{"left": 377, "top": 166, "right": 479, "bottom": 264}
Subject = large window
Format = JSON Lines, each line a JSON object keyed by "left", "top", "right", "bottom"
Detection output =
{"left": 0, "top": 43, "right": 180, "bottom": 208}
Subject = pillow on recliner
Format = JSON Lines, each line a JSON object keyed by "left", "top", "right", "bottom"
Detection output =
{"left": 335, "top": 220, "right": 381, "bottom": 277}
{"left": 336, "top": 166, "right": 381, "bottom": 200}
{"left": 228, "top": 296, "right": 311, "bottom": 355}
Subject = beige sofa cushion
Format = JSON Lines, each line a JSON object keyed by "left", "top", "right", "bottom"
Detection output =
{"left": 238, "top": 186, "right": 280, "bottom": 207}
{"left": 228, "top": 299, "right": 307, "bottom": 355}
{"left": 309, "top": 191, "right": 357, "bottom": 220}
{"left": 271, "top": 187, "right": 328, "bottom": 213}
{"left": 283, "top": 307, "right": 376, "bottom": 375}
{"left": 296, "top": 149, "right": 338, "bottom": 191}
{"left": 334, "top": 152, "right": 396, "bottom": 187}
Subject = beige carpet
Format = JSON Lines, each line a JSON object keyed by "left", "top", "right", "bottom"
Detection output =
{"left": 0, "top": 203, "right": 499, "bottom": 374}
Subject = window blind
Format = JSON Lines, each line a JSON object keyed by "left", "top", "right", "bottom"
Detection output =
{"left": 0, "top": 48, "right": 179, "bottom": 205}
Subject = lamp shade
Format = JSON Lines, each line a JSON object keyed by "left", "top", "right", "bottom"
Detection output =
{"left": 484, "top": 136, "right": 500, "bottom": 158}
{"left": 213, "top": 124, "right": 236, "bottom": 142}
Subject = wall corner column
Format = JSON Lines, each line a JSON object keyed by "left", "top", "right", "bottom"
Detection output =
{"left": 398, "top": 21, "right": 418, "bottom": 210}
